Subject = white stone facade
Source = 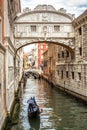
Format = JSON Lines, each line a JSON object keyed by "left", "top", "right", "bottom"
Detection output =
{"left": 0, "top": 0, "right": 22, "bottom": 129}
{"left": 0, "top": 44, "right": 6, "bottom": 129}
{"left": 14, "top": 5, "right": 74, "bottom": 51}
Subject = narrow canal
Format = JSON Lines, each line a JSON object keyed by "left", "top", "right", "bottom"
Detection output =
{"left": 11, "top": 77, "right": 87, "bottom": 130}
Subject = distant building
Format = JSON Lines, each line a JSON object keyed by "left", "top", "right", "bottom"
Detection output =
{"left": 23, "top": 52, "right": 29, "bottom": 69}
{"left": 43, "top": 50, "right": 48, "bottom": 77}
{"left": 23, "top": 44, "right": 38, "bottom": 69}
{"left": 43, "top": 44, "right": 57, "bottom": 84}
{"left": 38, "top": 43, "right": 48, "bottom": 70}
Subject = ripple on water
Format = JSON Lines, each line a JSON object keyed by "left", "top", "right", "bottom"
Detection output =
{"left": 10, "top": 77, "right": 87, "bottom": 130}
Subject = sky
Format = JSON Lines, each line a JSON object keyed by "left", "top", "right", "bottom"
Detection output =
{"left": 21, "top": 0, "right": 87, "bottom": 17}
{"left": 23, "top": 44, "right": 36, "bottom": 52}
{"left": 21, "top": 0, "right": 87, "bottom": 52}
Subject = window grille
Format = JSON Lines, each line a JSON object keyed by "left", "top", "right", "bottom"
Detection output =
{"left": 31, "top": 25, "right": 36, "bottom": 32}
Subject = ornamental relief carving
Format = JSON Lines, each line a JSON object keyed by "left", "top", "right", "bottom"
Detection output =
{"left": 14, "top": 5, "right": 74, "bottom": 50}
{"left": 42, "top": 13, "right": 48, "bottom": 21}
{"left": 15, "top": 38, "right": 74, "bottom": 49}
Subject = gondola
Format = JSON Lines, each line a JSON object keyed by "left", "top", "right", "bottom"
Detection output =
{"left": 27, "top": 97, "right": 40, "bottom": 118}
{"left": 28, "top": 105, "right": 40, "bottom": 118}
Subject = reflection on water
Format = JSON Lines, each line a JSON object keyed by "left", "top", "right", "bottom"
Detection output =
{"left": 29, "top": 116, "right": 40, "bottom": 130}
{"left": 11, "top": 77, "right": 87, "bottom": 130}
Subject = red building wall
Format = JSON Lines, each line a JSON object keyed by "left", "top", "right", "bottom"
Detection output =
{"left": 38, "top": 43, "right": 48, "bottom": 69}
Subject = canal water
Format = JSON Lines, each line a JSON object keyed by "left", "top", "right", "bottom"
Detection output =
{"left": 11, "top": 77, "right": 87, "bottom": 130}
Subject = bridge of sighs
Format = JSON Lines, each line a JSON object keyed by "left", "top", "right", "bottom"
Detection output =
{"left": 14, "top": 5, "right": 75, "bottom": 55}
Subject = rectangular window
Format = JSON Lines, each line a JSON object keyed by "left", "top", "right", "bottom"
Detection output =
{"left": 58, "top": 53, "right": 60, "bottom": 58}
{"left": 62, "top": 51, "right": 64, "bottom": 58}
{"left": 54, "top": 25, "right": 60, "bottom": 32}
{"left": 44, "top": 61, "right": 47, "bottom": 67}
{"left": 78, "top": 72, "right": 81, "bottom": 80}
{"left": 66, "top": 71, "right": 68, "bottom": 78}
{"left": 66, "top": 50, "right": 69, "bottom": 57}
{"left": 72, "top": 72, "right": 74, "bottom": 79}
{"left": 78, "top": 27, "right": 82, "bottom": 35}
{"left": 61, "top": 70, "right": 63, "bottom": 79}
{"left": 31, "top": 25, "right": 36, "bottom": 32}
{"left": 79, "top": 47, "right": 82, "bottom": 56}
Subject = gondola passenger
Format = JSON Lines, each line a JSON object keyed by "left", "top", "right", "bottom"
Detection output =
{"left": 27, "top": 97, "right": 34, "bottom": 112}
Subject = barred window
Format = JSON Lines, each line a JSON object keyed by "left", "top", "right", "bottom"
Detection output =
{"left": 58, "top": 53, "right": 60, "bottom": 58}
{"left": 78, "top": 27, "right": 82, "bottom": 35}
{"left": 44, "top": 61, "right": 47, "bottom": 67}
{"left": 54, "top": 25, "right": 60, "bottom": 32}
{"left": 66, "top": 50, "right": 69, "bottom": 57}
{"left": 72, "top": 72, "right": 74, "bottom": 79}
{"left": 61, "top": 70, "right": 63, "bottom": 79}
{"left": 78, "top": 72, "right": 81, "bottom": 80}
{"left": 31, "top": 25, "right": 36, "bottom": 32}
{"left": 79, "top": 47, "right": 82, "bottom": 56}
{"left": 62, "top": 51, "right": 64, "bottom": 58}
{"left": 66, "top": 71, "right": 69, "bottom": 78}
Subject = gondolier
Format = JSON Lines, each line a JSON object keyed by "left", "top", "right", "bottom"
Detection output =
{"left": 27, "top": 97, "right": 40, "bottom": 118}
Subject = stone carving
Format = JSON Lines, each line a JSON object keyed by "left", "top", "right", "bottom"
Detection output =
{"left": 15, "top": 38, "right": 74, "bottom": 50}
{"left": 58, "top": 8, "right": 66, "bottom": 13}
{"left": 42, "top": 13, "right": 48, "bottom": 21}
{"left": 23, "top": 7, "right": 31, "bottom": 13}
{"left": 14, "top": 4, "right": 74, "bottom": 50}
{"left": 34, "top": 4, "right": 56, "bottom": 11}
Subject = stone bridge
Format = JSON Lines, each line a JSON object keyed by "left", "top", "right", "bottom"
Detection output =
{"left": 14, "top": 5, "right": 75, "bottom": 53}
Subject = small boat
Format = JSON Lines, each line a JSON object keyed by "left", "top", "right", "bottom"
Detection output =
{"left": 27, "top": 97, "right": 40, "bottom": 118}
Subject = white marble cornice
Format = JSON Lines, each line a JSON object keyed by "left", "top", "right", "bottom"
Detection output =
{"left": 15, "top": 10, "right": 74, "bottom": 22}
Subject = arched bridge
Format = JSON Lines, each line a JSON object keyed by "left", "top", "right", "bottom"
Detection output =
{"left": 14, "top": 5, "right": 75, "bottom": 52}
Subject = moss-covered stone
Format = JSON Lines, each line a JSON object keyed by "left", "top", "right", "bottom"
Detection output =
{"left": 11, "top": 103, "right": 20, "bottom": 125}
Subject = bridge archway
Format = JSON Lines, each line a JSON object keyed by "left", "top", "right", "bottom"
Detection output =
{"left": 16, "top": 40, "right": 75, "bottom": 59}
{"left": 14, "top": 4, "right": 75, "bottom": 55}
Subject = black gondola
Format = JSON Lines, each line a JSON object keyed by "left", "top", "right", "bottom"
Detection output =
{"left": 27, "top": 97, "right": 40, "bottom": 118}
{"left": 28, "top": 105, "right": 40, "bottom": 118}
